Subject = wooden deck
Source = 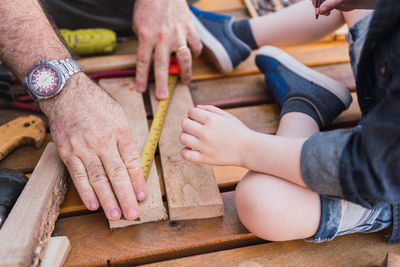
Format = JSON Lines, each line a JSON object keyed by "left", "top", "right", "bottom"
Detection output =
{"left": 1, "top": 1, "right": 400, "bottom": 266}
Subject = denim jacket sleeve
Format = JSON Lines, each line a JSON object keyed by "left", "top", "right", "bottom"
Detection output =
{"left": 301, "top": 79, "right": 400, "bottom": 209}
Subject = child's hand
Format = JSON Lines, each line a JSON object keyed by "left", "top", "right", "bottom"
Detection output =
{"left": 180, "top": 105, "right": 253, "bottom": 166}
{"left": 312, "top": 0, "right": 376, "bottom": 16}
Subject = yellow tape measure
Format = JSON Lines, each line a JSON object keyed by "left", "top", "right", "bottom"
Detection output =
{"left": 140, "top": 75, "right": 179, "bottom": 180}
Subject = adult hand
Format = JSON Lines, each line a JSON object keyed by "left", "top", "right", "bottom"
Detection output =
{"left": 313, "top": 0, "right": 376, "bottom": 16}
{"left": 40, "top": 73, "right": 147, "bottom": 221}
{"left": 133, "top": 0, "right": 202, "bottom": 99}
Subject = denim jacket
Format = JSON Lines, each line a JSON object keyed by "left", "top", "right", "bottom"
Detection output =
{"left": 300, "top": 0, "right": 400, "bottom": 243}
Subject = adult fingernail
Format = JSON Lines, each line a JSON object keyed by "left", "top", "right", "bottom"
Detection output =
{"left": 127, "top": 208, "right": 138, "bottom": 219}
{"left": 137, "top": 85, "right": 145, "bottom": 92}
{"left": 89, "top": 201, "right": 98, "bottom": 210}
{"left": 137, "top": 190, "right": 146, "bottom": 201}
{"left": 321, "top": 6, "right": 328, "bottom": 14}
{"left": 110, "top": 208, "right": 120, "bottom": 219}
{"left": 159, "top": 90, "right": 168, "bottom": 99}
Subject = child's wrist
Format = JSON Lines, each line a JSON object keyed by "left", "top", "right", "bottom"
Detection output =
{"left": 236, "top": 129, "right": 256, "bottom": 168}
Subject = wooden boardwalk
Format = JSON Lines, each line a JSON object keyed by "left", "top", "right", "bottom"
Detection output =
{"left": 1, "top": 1, "right": 400, "bottom": 266}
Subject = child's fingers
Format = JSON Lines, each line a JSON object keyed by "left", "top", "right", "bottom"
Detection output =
{"left": 180, "top": 132, "right": 201, "bottom": 151}
{"left": 318, "top": 0, "right": 338, "bottom": 14}
{"left": 196, "top": 105, "right": 228, "bottom": 117}
{"left": 187, "top": 107, "right": 213, "bottom": 125}
{"left": 182, "top": 117, "right": 203, "bottom": 137}
{"left": 181, "top": 147, "right": 202, "bottom": 163}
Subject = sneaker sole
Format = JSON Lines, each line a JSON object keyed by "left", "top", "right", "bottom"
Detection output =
{"left": 257, "top": 46, "right": 352, "bottom": 107}
{"left": 191, "top": 13, "right": 234, "bottom": 73}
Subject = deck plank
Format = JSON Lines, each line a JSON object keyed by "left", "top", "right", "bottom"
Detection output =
{"left": 54, "top": 191, "right": 262, "bottom": 266}
{"left": 142, "top": 229, "right": 400, "bottom": 267}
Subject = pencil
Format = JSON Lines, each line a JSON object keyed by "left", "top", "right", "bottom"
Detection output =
{"left": 315, "top": 0, "right": 322, "bottom": 19}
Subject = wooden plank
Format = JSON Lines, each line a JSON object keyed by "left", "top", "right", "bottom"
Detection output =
{"left": 193, "top": 0, "right": 244, "bottom": 12}
{"left": 190, "top": 63, "right": 355, "bottom": 109}
{"left": 192, "top": 41, "right": 350, "bottom": 81}
{"left": 54, "top": 191, "right": 262, "bottom": 266}
{"left": 149, "top": 82, "right": 223, "bottom": 220}
{"left": 98, "top": 77, "right": 167, "bottom": 228}
{"left": 40, "top": 236, "right": 71, "bottom": 267}
{"left": 142, "top": 229, "right": 400, "bottom": 267}
{"left": 0, "top": 143, "right": 68, "bottom": 266}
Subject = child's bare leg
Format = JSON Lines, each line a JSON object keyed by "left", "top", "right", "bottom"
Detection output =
{"left": 250, "top": 1, "right": 370, "bottom": 47}
{"left": 276, "top": 112, "right": 319, "bottom": 137}
{"left": 342, "top": 10, "right": 370, "bottom": 28}
{"left": 250, "top": 0, "right": 344, "bottom": 47}
{"left": 235, "top": 171, "right": 321, "bottom": 241}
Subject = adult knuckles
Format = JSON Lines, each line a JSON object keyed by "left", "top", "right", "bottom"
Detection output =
{"left": 138, "top": 29, "right": 151, "bottom": 42}
{"left": 116, "top": 192, "right": 135, "bottom": 203}
{"left": 88, "top": 166, "right": 108, "bottom": 184}
{"left": 108, "top": 166, "right": 129, "bottom": 183}
{"left": 124, "top": 155, "right": 141, "bottom": 171}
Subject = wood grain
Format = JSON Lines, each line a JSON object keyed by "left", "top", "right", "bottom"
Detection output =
{"left": 77, "top": 54, "right": 136, "bottom": 74}
{"left": 40, "top": 236, "right": 71, "bottom": 267}
{"left": 142, "top": 229, "right": 400, "bottom": 267}
{"left": 192, "top": 41, "right": 350, "bottom": 81}
{"left": 190, "top": 63, "right": 355, "bottom": 109}
{"left": 54, "top": 191, "right": 262, "bottom": 266}
{"left": 0, "top": 143, "right": 68, "bottom": 266}
{"left": 98, "top": 78, "right": 167, "bottom": 228}
{"left": 149, "top": 83, "right": 223, "bottom": 220}
{"left": 193, "top": 0, "right": 244, "bottom": 12}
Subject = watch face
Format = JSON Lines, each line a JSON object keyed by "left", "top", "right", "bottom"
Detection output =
{"left": 27, "top": 62, "right": 62, "bottom": 97}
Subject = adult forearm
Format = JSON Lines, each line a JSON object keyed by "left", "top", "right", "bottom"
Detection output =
{"left": 242, "top": 132, "right": 307, "bottom": 187}
{"left": 0, "top": 0, "right": 70, "bottom": 80}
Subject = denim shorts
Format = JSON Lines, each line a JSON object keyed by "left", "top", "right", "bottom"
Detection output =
{"left": 309, "top": 11, "right": 393, "bottom": 243}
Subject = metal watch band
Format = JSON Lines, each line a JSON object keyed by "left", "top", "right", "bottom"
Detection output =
{"left": 51, "top": 58, "right": 83, "bottom": 79}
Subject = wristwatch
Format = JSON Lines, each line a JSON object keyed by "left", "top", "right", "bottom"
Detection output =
{"left": 24, "top": 59, "right": 83, "bottom": 101}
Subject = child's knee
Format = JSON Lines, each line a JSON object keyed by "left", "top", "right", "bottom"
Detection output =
{"left": 235, "top": 172, "right": 287, "bottom": 241}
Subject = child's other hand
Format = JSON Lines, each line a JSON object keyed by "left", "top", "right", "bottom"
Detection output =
{"left": 312, "top": 0, "right": 376, "bottom": 16}
{"left": 180, "top": 105, "right": 252, "bottom": 166}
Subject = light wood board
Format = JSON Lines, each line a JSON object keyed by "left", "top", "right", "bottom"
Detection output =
{"left": 98, "top": 77, "right": 167, "bottom": 228}
{"left": 0, "top": 143, "right": 68, "bottom": 267}
{"left": 40, "top": 236, "right": 71, "bottom": 267}
{"left": 149, "top": 82, "right": 224, "bottom": 220}
{"left": 142, "top": 230, "right": 400, "bottom": 267}
{"left": 194, "top": 0, "right": 244, "bottom": 12}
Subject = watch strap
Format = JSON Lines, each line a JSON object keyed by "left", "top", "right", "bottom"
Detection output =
{"left": 51, "top": 58, "right": 83, "bottom": 79}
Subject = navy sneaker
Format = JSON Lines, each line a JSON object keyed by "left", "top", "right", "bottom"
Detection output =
{"left": 256, "top": 46, "right": 352, "bottom": 127}
{"left": 189, "top": 4, "right": 251, "bottom": 73}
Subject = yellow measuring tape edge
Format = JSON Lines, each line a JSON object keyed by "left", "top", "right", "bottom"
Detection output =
{"left": 140, "top": 75, "right": 178, "bottom": 180}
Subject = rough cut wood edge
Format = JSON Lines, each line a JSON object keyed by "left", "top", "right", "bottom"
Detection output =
{"left": 40, "top": 236, "right": 71, "bottom": 267}
{"left": 150, "top": 82, "right": 224, "bottom": 220}
{"left": 0, "top": 143, "right": 67, "bottom": 267}
{"left": 98, "top": 78, "right": 167, "bottom": 229}
{"left": 382, "top": 252, "right": 400, "bottom": 267}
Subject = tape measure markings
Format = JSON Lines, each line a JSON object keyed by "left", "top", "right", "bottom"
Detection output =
{"left": 140, "top": 75, "right": 178, "bottom": 180}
